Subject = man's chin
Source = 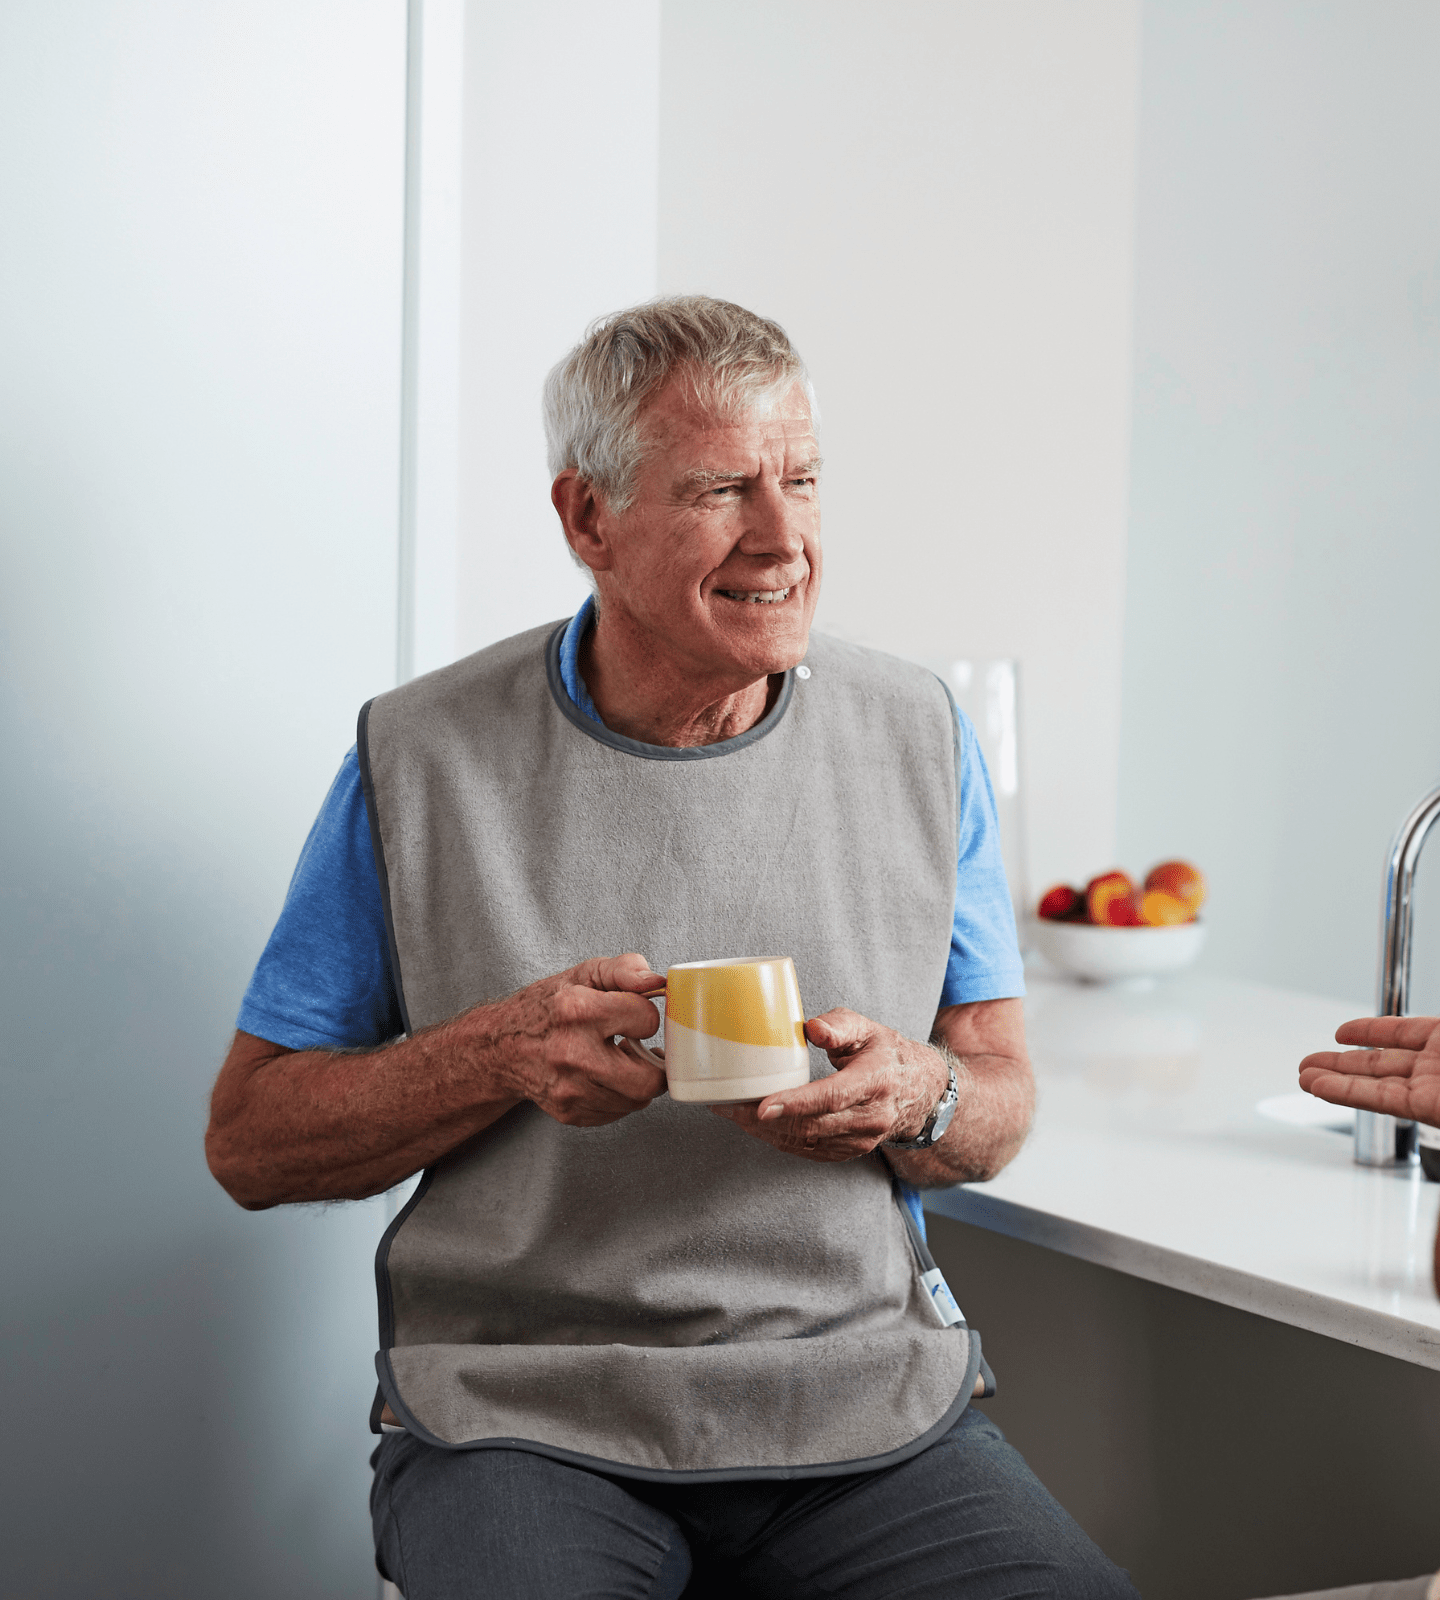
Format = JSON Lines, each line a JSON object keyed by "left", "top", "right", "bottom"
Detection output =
{"left": 707, "top": 626, "right": 812, "bottom": 684}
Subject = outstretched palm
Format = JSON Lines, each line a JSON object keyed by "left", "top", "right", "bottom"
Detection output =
{"left": 1299, "top": 1015, "right": 1440, "bottom": 1129}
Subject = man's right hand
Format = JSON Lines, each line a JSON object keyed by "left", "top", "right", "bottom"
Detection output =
{"left": 205, "top": 953, "right": 667, "bottom": 1209}
{"left": 477, "top": 954, "right": 668, "bottom": 1126}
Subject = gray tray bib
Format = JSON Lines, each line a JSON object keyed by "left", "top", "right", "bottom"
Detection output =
{"left": 359, "top": 623, "right": 980, "bottom": 1479}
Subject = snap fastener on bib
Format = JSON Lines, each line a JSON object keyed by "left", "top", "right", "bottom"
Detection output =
{"left": 795, "top": 665, "right": 811, "bottom": 680}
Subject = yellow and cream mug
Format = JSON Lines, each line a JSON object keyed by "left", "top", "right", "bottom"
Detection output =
{"left": 624, "top": 956, "right": 812, "bottom": 1105}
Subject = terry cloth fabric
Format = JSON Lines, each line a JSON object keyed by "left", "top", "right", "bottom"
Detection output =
{"left": 360, "top": 623, "right": 979, "bottom": 1477}
{"left": 237, "top": 601, "right": 1023, "bottom": 1047}
{"left": 236, "top": 605, "right": 1023, "bottom": 1240}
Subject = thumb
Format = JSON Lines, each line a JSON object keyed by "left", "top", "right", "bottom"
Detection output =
{"left": 805, "top": 1008, "right": 871, "bottom": 1059}
{"left": 576, "top": 953, "right": 667, "bottom": 993}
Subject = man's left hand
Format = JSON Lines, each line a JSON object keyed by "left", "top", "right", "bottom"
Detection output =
{"left": 712, "top": 1008, "right": 949, "bottom": 1162}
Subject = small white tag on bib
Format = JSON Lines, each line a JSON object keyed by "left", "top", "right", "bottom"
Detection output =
{"left": 921, "top": 1268, "right": 964, "bottom": 1327}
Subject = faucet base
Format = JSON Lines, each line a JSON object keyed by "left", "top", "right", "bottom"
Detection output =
{"left": 1354, "top": 1110, "right": 1418, "bottom": 1167}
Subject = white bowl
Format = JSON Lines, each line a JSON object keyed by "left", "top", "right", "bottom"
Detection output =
{"left": 1028, "top": 918, "right": 1206, "bottom": 983}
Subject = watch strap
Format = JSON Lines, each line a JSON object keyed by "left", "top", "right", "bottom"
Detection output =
{"left": 885, "top": 1058, "right": 959, "bottom": 1150}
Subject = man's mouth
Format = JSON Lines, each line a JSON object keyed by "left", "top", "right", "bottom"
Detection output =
{"left": 716, "top": 587, "right": 792, "bottom": 605}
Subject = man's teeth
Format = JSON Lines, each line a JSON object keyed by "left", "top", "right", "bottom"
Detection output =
{"left": 719, "top": 588, "right": 791, "bottom": 604}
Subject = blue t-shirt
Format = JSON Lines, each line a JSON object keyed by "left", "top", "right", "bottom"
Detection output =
{"left": 238, "top": 604, "right": 1025, "bottom": 1228}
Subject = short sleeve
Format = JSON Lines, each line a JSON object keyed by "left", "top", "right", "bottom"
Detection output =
{"left": 237, "top": 747, "right": 404, "bottom": 1050}
{"left": 940, "top": 708, "right": 1026, "bottom": 1008}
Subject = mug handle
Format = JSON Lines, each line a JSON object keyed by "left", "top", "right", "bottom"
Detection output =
{"left": 615, "top": 986, "right": 666, "bottom": 1069}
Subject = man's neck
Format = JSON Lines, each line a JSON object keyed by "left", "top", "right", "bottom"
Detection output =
{"left": 578, "top": 608, "right": 777, "bottom": 748}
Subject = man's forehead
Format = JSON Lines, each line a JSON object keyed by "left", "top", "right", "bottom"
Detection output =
{"left": 646, "top": 391, "right": 817, "bottom": 465}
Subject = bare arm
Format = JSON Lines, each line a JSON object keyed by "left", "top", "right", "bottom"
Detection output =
{"left": 205, "top": 954, "right": 667, "bottom": 1210}
{"left": 714, "top": 996, "right": 1033, "bottom": 1185}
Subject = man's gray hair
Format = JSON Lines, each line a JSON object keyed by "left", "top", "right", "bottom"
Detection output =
{"left": 543, "top": 295, "right": 815, "bottom": 512}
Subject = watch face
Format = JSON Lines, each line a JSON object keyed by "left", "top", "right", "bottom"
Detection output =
{"left": 930, "top": 1096, "right": 958, "bottom": 1143}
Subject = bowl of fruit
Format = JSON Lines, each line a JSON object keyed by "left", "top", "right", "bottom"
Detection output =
{"left": 1029, "top": 861, "right": 1207, "bottom": 983}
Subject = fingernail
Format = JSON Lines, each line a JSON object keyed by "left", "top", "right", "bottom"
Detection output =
{"left": 760, "top": 1103, "right": 783, "bottom": 1121}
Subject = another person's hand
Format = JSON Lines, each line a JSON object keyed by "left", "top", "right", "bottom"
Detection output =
{"left": 1299, "top": 1015, "right": 1440, "bottom": 1127}
{"left": 489, "top": 953, "right": 668, "bottom": 1127}
{"left": 712, "top": 1007, "right": 951, "bottom": 1162}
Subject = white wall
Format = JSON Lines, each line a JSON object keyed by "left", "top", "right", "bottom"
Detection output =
{"left": 1118, "top": 0, "right": 1440, "bottom": 1007}
{"left": 0, "top": 4, "right": 404, "bottom": 1594}
{"left": 450, "top": 0, "right": 661, "bottom": 659}
{"left": 658, "top": 0, "right": 1142, "bottom": 898}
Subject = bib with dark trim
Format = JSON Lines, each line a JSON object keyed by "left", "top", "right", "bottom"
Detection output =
{"left": 358, "top": 622, "right": 984, "bottom": 1479}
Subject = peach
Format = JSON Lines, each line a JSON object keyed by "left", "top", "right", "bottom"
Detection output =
{"left": 1085, "top": 871, "right": 1135, "bottom": 925}
{"left": 1089, "top": 879, "right": 1141, "bottom": 926}
{"left": 1139, "top": 889, "right": 1191, "bottom": 926}
{"left": 1144, "top": 860, "right": 1206, "bottom": 915}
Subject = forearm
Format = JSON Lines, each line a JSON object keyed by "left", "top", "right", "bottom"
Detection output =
{"left": 206, "top": 954, "right": 668, "bottom": 1211}
{"left": 205, "top": 1018, "right": 520, "bottom": 1209}
{"left": 882, "top": 998, "right": 1034, "bottom": 1187}
{"left": 882, "top": 1044, "right": 1034, "bottom": 1187}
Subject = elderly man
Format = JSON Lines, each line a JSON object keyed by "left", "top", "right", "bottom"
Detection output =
{"left": 207, "top": 298, "right": 1136, "bottom": 1598}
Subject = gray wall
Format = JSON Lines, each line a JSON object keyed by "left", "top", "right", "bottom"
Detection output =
{"left": 657, "top": 0, "right": 1142, "bottom": 897}
{"left": 0, "top": 5, "right": 405, "bottom": 1595}
{"left": 1118, "top": 0, "right": 1440, "bottom": 1008}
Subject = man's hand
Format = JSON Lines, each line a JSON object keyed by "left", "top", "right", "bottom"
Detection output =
{"left": 205, "top": 953, "right": 667, "bottom": 1209}
{"left": 1299, "top": 1015, "right": 1440, "bottom": 1127}
{"left": 713, "top": 996, "right": 1033, "bottom": 1186}
{"left": 712, "top": 1008, "right": 948, "bottom": 1161}
{"left": 488, "top": 954, "right": 668, "bottom": 1126}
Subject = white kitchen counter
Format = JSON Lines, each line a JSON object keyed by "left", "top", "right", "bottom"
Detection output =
{"left": 924, "top": 967, "right": 1440, "bottom": 1370}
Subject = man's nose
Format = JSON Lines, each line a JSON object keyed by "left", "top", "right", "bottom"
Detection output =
{"left": 736, "top": 481, "right": 808, "bottom": 562}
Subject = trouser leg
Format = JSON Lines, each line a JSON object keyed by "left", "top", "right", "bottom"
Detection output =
{"left": 650, "top": 1407, "right": 1139, "bottom": 1600}
{"left": 369, "top": 1434, "right": 692, "bottom": 1600}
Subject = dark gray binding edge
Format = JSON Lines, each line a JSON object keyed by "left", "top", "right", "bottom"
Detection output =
{"left": 543, "top": 623, "right": 796, "bottom": 761}
{"left": 931, "top": 671, "right": 965, "bottom": 834}
{"left": 371, "top": 1179, "right": 986, "bottom": 1468}
{"left": 372, "top": 1330, "right": 983, "bottom": 1482}
{"left": 895, "top": 1176, "right": 949, "bottom": 1282}
{"left": 358, "top": 696, "right": 439, "bottom": 1393}
{"left": 356, "top": 698, "right": 414, "bottom": 1040}
{"left": 895, "top": 1180, "right": 995, "bottom": 1398}
{"left": 370, "top": 1165, "right": 437, "bottom": 1388}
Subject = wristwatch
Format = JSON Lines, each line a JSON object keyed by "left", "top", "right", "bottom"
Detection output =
{"left": 884, "top": 1059, "right": 959, "bottom": 1150}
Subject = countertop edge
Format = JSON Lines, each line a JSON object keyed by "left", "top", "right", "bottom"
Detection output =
{"left": 924, "top": 1186, "right": 1440, "bottom": 1373}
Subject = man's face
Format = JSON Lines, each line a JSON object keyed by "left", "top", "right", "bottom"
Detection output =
{"left": 592, "top": 376, "right": 823, "bottom": 686}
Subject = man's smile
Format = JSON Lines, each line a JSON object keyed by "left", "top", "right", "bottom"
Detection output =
{"left": 716, "top": 586, "right": 793, "bottom": 605}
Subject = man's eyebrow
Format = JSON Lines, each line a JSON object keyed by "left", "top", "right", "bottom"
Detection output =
{"left": 679, "top": 455, "right": 824, "bottom": 490}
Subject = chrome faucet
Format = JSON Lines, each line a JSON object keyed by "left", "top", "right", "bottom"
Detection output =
{"left": 1355, "top": 783, "right": 1440, "bottom": 1166}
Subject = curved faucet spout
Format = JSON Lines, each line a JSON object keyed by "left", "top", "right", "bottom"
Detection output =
{"left": 1355, "top": 784, "right": 1440, "bottom": 1166}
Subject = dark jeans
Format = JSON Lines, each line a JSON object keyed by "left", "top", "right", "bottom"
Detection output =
{"left": 370, "top": 1407, "right": 1139, "bottom": 1599}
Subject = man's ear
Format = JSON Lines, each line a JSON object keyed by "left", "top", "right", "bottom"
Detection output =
{"left": 552, "top": 472, "right": 614, "bottom": 574}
